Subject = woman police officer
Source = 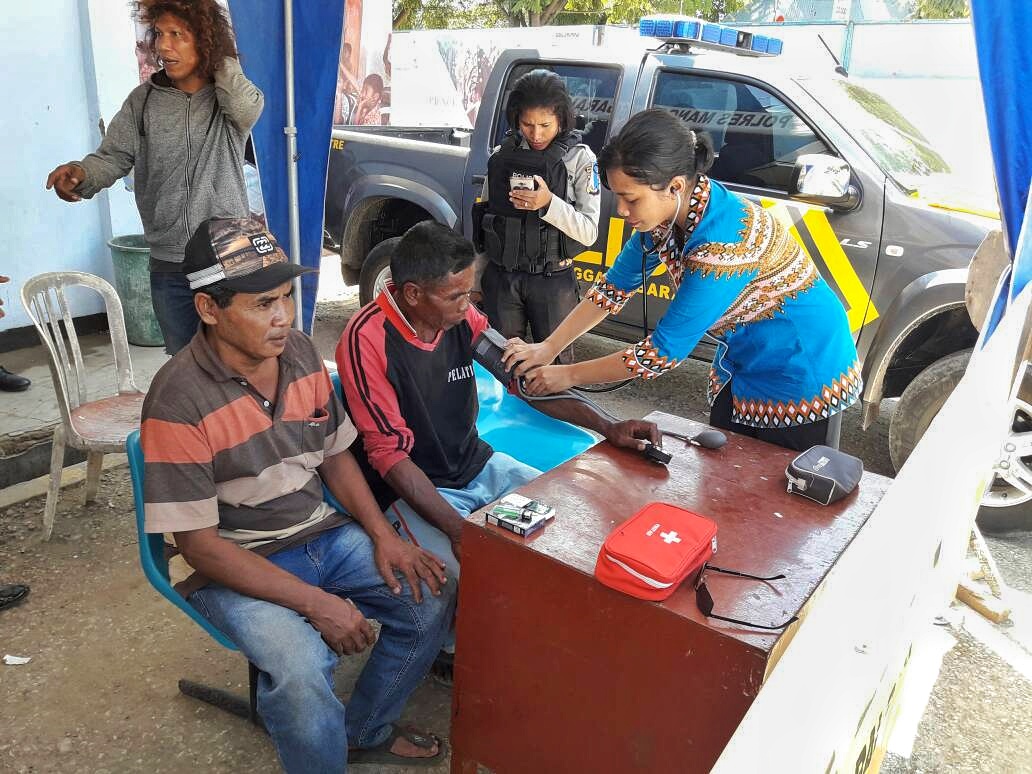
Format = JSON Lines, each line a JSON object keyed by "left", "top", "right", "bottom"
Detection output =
{"left": 478, "top": 70, "right": 601, "bottom": 364}
{"left": 503, "top": 108, "right": 861, "bottom": 451}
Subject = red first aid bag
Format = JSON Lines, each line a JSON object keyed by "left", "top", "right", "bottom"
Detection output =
{"left": 594, "top": 502, "right": 716, "bottom": 601}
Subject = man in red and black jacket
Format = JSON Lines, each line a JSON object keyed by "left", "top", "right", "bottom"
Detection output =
{"left": 336, "top": 221, "right": 657, "bottom": 577}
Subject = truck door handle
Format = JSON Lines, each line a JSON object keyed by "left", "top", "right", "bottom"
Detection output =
{"left": 472, "top": 174, "right": 486, "bottom": 186}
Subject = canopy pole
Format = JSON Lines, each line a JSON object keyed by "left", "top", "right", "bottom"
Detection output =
{"left": 283, "top": 0, "right": 303, "bottom": 329}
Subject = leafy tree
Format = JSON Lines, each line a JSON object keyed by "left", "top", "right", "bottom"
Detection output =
{"left": 394, "top": 0, "right": 746, "bottom": 30}
{"left": 910, "top": 0, "right": 970, "bottom": 19}
{"left": 507, "top": 0, "right": 745, "bottom": 25}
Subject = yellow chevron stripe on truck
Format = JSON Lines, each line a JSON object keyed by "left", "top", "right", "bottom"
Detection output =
{"left": 575, "top": 206, "right": 877, "bottom": 333}
{"left": 573, "top": 216, "right": 625, "bottom": 267}
{"left": 800, "top": 209, "right": 879, "bottom": 331}
{"left": 760, "top": 199, "right": 878, "bottom": 333}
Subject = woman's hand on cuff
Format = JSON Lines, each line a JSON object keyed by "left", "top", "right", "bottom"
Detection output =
{"left": 521, "top": 364, "right": 574, "bottom": 396}
{"left": 503, "top": 338, "right": 557, "bottom": 377}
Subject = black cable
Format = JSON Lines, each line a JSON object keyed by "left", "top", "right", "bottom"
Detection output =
{"left": 573, "top": 380, "right": 634, "bottom": 394}
{"left": 515, "top": 376, "right": 621, "bottom": 424}
{"left": 573, "top": 229, "right": 652, "bottom": 394}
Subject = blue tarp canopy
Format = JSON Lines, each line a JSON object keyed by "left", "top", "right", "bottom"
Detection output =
{"left": 226, "top": 3, "right": 1030, "bottom": 336}
{"left": 226, "top": 1, "right": 345, "bottom": 333}
{"left": 972, "top": 1, "right": 1032, "bottom": 312}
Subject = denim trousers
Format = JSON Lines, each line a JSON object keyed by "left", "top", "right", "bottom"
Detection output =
{"left": 386, "top": 451, "right": 541, "bottom": 579}
{"left": 150, "top": 268, "right": 199, "bottom": 355}
{"left": 188, "top": 521, "right": 456, "bottom": 773}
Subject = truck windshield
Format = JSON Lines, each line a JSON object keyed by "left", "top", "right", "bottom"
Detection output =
{"left": 797, "top": 78, "right": 949, "bottom": 193}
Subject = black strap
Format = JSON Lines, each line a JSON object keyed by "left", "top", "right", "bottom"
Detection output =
{"left": 138, "top": 85, "right": 153, "bottom": 136}
{"left": 705, "top": 564, "right": 787, "bottom": 582}
{"left": 524, "top": 214, "right": 542, "bottom": 267}
{"left": 694, "top": 563, "right": 797, "bottom": 631}
{"left": 206, "top": 102, "right": 219, "bottom": 135}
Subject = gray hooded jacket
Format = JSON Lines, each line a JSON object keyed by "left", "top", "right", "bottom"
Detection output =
{"left": 75, "top": 58, "right": 264, "bottom": 264}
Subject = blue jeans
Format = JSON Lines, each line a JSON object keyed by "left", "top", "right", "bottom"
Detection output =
{"left": 150, "top": 268, "right": 199, "bottom": 355}
{"left": 387, "top": 452, "right": 541, "bottom": 579}
{"left": 188, "top": 522, "right": 456, "bottom": 774}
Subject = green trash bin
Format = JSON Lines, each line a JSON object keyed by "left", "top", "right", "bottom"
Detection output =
{"left": 108, "top": 235, "right": 165, "bottom": 347}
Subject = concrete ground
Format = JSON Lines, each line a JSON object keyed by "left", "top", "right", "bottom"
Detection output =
{"left": 1, "top": 255, "right": 1031, "bottom": 772}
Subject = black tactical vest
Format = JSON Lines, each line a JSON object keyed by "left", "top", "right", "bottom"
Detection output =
{"left": 481, "top": 131, "right": 583, "bottom": 274}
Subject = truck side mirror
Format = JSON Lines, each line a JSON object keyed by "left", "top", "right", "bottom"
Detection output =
{"left": 788, "top": 153, "right": 860, "bottom": 211}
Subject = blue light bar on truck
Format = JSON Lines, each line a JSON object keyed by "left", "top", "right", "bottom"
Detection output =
{"left": 639, "top": 15, "right": 783, "bottom": 58}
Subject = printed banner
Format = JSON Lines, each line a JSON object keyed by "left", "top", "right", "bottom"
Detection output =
{"left": 334, "top": 0, "right": 392, "bottom": 126}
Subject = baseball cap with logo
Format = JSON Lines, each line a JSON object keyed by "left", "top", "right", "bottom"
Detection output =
{"left": 184, "top": 218, "right": 317, "bottom": 293}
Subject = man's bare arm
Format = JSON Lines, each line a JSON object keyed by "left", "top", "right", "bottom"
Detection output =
{"left": 384, "top": 458, "right": 466, "bottom": 560}
{"left": 318, "top": 448, "right": 447, "bottom": 599}
{"left": 520, "top": 390, "right": 661, "bottom": 451}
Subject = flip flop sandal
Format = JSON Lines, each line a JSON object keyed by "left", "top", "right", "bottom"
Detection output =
{"left": 0, "top": 584, "right": 29, "bottom": 612}
{"left": 348, "top": 725, "right": 445, "bottom": 767}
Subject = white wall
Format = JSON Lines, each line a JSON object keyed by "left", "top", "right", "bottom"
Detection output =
{"left": 85, "top": 0, "right": 148, "bottom": 238}
{"left": 0, "top": 0, "right": 143, "bottom": 332}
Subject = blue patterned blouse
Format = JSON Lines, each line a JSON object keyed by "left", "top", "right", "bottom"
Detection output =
{"left": 587, "top": 175, "right": 861, "bottom": 428}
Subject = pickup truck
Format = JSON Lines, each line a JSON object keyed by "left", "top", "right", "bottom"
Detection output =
{"left": 324, "top": 37, "right": 1019, "bottom": 528}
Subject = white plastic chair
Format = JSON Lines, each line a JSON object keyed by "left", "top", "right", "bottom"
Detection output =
{"left": 20, "top": 272, "right": 146, "bottom": 540}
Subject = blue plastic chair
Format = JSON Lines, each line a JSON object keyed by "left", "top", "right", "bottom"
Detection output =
{"left": 127, "top": 369, "right": 592, "bottom": 725}
{"left": 127, "top": 430, "right": 262, "bottom": 726}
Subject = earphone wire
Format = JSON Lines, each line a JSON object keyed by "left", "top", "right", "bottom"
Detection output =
{"left": 575, "top": 188, "right": 681, "bottom": 395}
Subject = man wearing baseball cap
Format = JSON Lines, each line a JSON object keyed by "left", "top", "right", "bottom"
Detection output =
{"left": 140, "top": 217, "right": 453, "bottom": 771}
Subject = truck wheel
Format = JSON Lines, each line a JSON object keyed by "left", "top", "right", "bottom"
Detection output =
{"left": 979, "top": 400, "right": 1032, "bottom": 532}
{"left": 888, "top": 350, "right": 971, "bottom": 472}
{"left": 889, "top": 348, "right": 1032, "bottom": 532}
{"left": 359, "top": 237, "right": 400, "bottom": 305}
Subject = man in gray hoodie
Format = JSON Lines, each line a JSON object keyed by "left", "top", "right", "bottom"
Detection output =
{"left": 46, "top": 0, "right": 264, "bottom": 354}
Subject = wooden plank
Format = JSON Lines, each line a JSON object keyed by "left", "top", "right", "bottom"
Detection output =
{"left": 956, "top": 578, "right": 1011, "bottom": 623}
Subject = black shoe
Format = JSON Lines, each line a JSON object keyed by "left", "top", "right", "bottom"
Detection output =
{"left": 0, "top": 366, "right": 30, "bottom": 392}
{"left": 0, "top": 584, "right": 29, "bottom": 611}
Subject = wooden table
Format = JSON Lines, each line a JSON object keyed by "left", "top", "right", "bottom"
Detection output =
{"left": 449, "top": 412, "right": 892, "bottom": 774}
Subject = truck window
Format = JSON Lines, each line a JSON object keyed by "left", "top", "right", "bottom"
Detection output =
{"left": 652, "top": 72, "right": 829, "bottom": 192}
{"left": 492, "top": 64, "right": 619, "bottom": 155}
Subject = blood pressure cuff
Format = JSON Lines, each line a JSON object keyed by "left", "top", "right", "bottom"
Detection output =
{"left": 785, "top": 445, "right": 863, "bottom": 505}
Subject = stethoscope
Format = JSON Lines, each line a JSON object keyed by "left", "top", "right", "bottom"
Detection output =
{"left": 639, "top": 189, "right": 681, "bottom": 268}
{"left": 579, "top": 188, "right": 685, "bottom": 395}
{"left": 641, "top": 188, "right": 683, "bottom": 263}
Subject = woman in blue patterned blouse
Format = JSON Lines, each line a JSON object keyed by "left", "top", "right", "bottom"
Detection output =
{"left": 503, "top": 108, "right": 860, "bottom": 451}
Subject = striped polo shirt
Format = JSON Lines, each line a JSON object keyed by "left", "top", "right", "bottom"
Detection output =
{"left": 141, "top": 327, "right": 357, "bottom": 554}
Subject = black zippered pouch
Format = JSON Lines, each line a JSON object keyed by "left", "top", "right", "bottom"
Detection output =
{"left": 785, "top": 445, "right": 863, "bottom": 505}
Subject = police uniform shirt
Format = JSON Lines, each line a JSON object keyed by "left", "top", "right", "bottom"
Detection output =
{"left": 481, "top": 139, "right": 602, "bottom": 253}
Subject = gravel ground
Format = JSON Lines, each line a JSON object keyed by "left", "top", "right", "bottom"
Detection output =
{"left": 0, "top": 294, "right": 1028, "bottom": 773}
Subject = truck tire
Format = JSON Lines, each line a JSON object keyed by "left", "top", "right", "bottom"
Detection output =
{"left": 979, "top": 400, "right": 1032, "bottom": 532}
{"left": 359, "top": 237, "right": 400, "bottom": 306}
{"left": 888, "top": 349, "right": 970, "bottom": 473}
{"left": 889, "top": 348, "right": 1032, "bottom": 532}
